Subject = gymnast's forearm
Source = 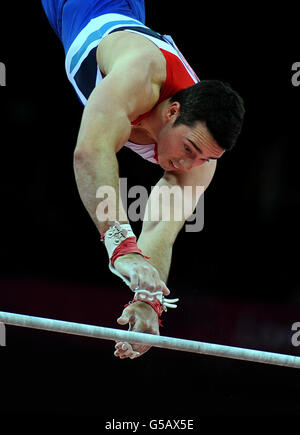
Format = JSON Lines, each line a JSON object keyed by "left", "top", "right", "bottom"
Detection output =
{"left": 137, "top": 221, "right": 184, "bottom": 283}
{"left": 73, "top": 145, "right": 128, "bottom": 235}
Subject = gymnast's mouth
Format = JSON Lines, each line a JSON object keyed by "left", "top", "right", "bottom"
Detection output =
{"left": 169, "top": 160, "right": 181, "bottom": 170}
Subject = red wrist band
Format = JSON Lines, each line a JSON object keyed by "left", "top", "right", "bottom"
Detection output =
{"left": 101, "top": 223, "right": 150, "bottom": 266}
{"left": 110, "top": 237, "right": 150, "bottom": 266}
{"left": 124, "top": 299, "right": 163, "bottom": 327}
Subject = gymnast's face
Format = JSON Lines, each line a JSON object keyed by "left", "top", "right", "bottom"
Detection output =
{"left": 156, "top": 103, "right": 225, "bottom": 172}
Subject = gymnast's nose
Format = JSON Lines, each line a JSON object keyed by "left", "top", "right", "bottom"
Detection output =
{"left": 178, "top": 158, "right": 193, "bottom": 170}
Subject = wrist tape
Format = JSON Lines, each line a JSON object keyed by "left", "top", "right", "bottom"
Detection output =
{"left": 101, "top": 221, "right": 179, "bottom": 314}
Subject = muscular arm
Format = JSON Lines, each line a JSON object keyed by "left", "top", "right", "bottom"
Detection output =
{"left": 74, "top": 93, "right": 130, "bottom": 234}
{"left": 73, "top": 44, "right": 171, "bottom": 360}
{"left": 74, "top": 51, "right": 161, "bottom": 234}
{"left": 113, "top": 161, "right": 217, "bottom": 359}
{"left": 137, "top": 160, "right": 217, "bottom": 282}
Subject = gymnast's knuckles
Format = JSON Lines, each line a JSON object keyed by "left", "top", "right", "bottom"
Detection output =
{"left": 114, "top": 252, "right": 167, "bottom": 293}
{"left": 120, "top": 301, "right": 159, "bottom": 334}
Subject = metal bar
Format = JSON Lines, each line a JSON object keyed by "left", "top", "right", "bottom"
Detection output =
{"left": 0, "top": 311, "right": 299, "bottom": 368}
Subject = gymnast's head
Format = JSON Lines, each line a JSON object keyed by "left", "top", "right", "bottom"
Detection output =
{"left": 156, "top": 80, "right": 245, "bottom": 172}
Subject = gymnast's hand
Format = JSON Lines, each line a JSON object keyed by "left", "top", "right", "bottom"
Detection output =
{"left": 114, "top": 253, "right": 170, "bottom": 296}
{"left": 114, "top": 301, "right": 159, "bottom": 359}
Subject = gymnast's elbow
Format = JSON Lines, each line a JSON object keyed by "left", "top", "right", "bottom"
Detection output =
{"left": 73, "top": 144, "right": 97, "bottom": 163}
{"left": 73, "top": 138, "right": 116, "bottom": 164}
{"left": 74, "top": 107, "right": 131, "bottom": 160}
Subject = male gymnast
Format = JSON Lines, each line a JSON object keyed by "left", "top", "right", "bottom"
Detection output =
{"left": 41, "top": 0, "right": 245, "bottom": 359}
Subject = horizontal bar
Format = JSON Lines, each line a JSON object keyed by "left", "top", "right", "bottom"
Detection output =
{"left": 0, "top": 311, "right": 299, "bottom": 368}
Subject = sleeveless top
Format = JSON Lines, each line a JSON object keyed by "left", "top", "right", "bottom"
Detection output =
{"left": 65, "top": 13, "right": 200, "bottom": 164}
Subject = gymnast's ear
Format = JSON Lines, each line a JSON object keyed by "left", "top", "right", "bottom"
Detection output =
{"left": 165, "top": 101, "right": 181, "bottom": 122}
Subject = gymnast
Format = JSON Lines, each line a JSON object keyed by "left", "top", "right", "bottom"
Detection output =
{"left": 41, "top": 0, "right": 245, "bottom": 359}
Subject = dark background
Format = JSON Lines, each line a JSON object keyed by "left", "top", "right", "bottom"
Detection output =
{"left": 0, "top": 1, "right": 300, "bottom": 423}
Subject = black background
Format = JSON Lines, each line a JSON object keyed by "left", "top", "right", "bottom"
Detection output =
{"left": 0, "top": 0, "right": 300, "bottom": 424}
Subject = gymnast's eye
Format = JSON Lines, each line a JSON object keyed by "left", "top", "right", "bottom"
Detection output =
{"left": 184, "top": 144, "right": 192, "bottom": 153}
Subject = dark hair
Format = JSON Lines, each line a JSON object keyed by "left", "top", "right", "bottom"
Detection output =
{"left": 170, "top": 80, "right": 245, "bottom": 150}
